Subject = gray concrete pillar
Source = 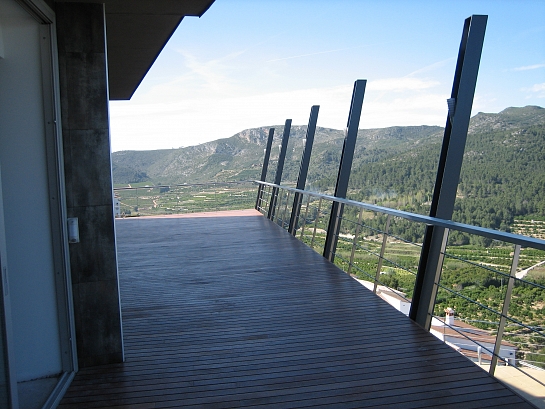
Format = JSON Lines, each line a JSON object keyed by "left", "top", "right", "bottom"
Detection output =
{"left": 56, "top": 2, "right": 123, "bottom": 367}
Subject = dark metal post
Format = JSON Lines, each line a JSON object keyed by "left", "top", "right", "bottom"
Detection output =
{"left": 410, "top": 15, "right": 487, "bottom": 329}
{"left": 323, "top": 80, "right": 366, "bottom": 262}
{"left": 288, "top": 105, "right": 319, "bottom": 235}
{"left": 490, "top": 245, "right": 520, "bottom": 375}
{"left": 267, "top": 119, "right": 292, "bottom": 220}
{"left": 255, "top": 128, "right": 275, "bottom": 211}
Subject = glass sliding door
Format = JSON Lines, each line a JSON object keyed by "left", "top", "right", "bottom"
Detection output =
{"left": 0, "top": 0, "right": 76, "bottom": 407}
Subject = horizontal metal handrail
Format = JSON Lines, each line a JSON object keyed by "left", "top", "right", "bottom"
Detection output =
{"left": 256, "top": 179, "right": 545, "bottom": 392}
{"left": 255, "top": 180, "right": 545, "bottom": 251}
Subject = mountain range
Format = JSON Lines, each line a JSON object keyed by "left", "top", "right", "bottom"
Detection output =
{"left": 113, "top": 121, "right": 445, "bottom": 186}
{"left": 112, "top": 105, "right": 545, "bottom": 230}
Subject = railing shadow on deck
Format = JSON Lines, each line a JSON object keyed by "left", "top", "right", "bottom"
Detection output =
{"left": 257, "top": 180, "right": 545, "bottom": 409}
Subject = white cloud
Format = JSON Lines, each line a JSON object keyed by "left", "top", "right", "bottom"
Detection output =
{"left": 110, "top": 85, "right": 353, "bottom": 151}
{"left": 367, "top": 77, "right": 440, "bottom": 92}
{"left": 521, "top": 82, "right": 545, "bottom": 99}
{"left": 513, "top": 63, "right": 545, "bottom": 71}
{"left": 110, "top": 76, "right": 451, "bottom": 152}
{"left": 405, "top": 57, "right": 455, "bottom": 77}
{"left": 265, "top": 44, "right": 374, "bottom": 63}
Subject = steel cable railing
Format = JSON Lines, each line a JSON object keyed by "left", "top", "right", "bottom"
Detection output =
{"left": 256, "top": 180, "right": 545, "bottom": 394}
{"left": 114, "top": 180, "right": 256, "bottom": 217}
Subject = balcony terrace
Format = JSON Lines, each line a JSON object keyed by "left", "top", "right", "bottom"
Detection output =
{"left": 58, "top": 210, "right": 535, "bottom": 408}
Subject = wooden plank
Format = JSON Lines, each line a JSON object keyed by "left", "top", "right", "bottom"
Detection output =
{"left": 58, "top": 213, "right": 536, "bottom": 409}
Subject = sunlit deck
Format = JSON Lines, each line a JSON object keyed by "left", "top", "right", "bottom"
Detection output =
{"left": 59, "top": 210, "right": 535, "bottom": 408}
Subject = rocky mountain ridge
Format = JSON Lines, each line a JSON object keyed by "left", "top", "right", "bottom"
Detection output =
{"left": 112, "top": 106, "right": 544, "bottom": 188}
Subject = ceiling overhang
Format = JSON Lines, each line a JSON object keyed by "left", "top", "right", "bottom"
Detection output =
{"left": 55, "top": 0, "right": 215, "bottom": 100}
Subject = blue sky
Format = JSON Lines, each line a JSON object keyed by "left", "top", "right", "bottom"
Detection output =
{"left": 109, "top": 0, "right": 545, "bottom": 152}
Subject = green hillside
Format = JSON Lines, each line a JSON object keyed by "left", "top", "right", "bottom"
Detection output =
{"left": 112, "top": 124, "right": 443, "bottom": 186}
{"left": 112, "top": 106, "right": 545, "bottom": 233}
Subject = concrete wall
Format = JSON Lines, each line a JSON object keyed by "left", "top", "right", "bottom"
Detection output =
{"left": 56, "top": 2, "right": 124, "bottom": 367}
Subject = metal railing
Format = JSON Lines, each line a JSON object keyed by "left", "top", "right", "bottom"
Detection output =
{"left": 113, "top": 181, "right": 256, "bottom": 217}
{"left": 256, "top": 180, "right": 545, "bottom": 394}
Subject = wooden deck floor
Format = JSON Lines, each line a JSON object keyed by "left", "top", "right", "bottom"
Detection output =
{"left": 59, "top": 211, "right": 535, "bottom": 408}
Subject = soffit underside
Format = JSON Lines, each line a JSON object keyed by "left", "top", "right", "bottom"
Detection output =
{"left": 55, "top": 0, "right": 215, "bottom": 100}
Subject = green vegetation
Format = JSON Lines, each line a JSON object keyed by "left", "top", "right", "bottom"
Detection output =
{"left": 114, "top": 182, "right": 256, "bottom": 217}
{"left": 113, "top": 125, "right": 443, "bottom": 187}
{"left": 288, "top": 197, "right": 545, "bottom": 367}
{"left": 114, "top": 106, "right": 545, "bottom": 241}
{"left": 113, "top": 106, "right": 545, "bottom": 367}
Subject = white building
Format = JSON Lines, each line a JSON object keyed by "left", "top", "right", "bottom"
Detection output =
{"left": 354, "top": 278, "right": 516, "bottom": 365}
{"left": 430, "top": 313, "right": 517, "bottom": 366}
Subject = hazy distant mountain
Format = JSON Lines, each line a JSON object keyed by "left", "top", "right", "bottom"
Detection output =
{"left": 112, "top": 123, "right": 443, "bottom": 186}
{"left": 112, "top": 106, "right": 545, "bottom": 231}
{"left": 113, "top": 105, "right": 544, "bottom": 188}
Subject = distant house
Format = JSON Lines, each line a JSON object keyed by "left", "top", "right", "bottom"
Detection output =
{"left": 430, "top": 313, "right": 517, "bottom": 366}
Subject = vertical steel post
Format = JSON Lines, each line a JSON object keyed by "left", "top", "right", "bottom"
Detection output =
{"left": 310, "top": 198, "right": 323, "bottom": 249}
{"left": 263, "top": 185, "right": 272, "bottom": 215}
{"left": 273, "top": 189, "right": 284, "bottom": 223}
{"left": 348, "top": 208, "right": 364, "bottom": 275}
{"left": 374, "top": 215, "right": 392, "bottom": 293}
{"left": 299, "top": 195, "right": 312, "bottom": 240}
{"left": 267, "top": 120, "right": 292, "bottom": 219}
{"left": 323, "top": 80, "right": 366, "bottom": 262}
{"left": 289, "top": 105, "right": 320, "bottom": 235}
{"left": 490, "top": 245, "right": 521, "bottom": 375}
{"left": 256, "top": 128, "right": 275, "bottom": 211}
{"left": 410, "top": 15, "right": 487, "bottom": 329}
{"left": 281, "top": 191, "right": 292, "bottom": 228}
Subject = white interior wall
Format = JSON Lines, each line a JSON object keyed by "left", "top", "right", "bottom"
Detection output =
{"left": 0, "top": 0, "right": 63, "bottom": 382}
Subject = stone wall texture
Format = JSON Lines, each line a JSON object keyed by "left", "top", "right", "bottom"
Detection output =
{"left": 56, "top": 2, "right": 124, "bottom": 368}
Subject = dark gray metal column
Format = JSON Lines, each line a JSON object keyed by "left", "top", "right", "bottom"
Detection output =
{"left": 267, "top": 119, "right": 292, "bottom": 220}
{"left": 410, "top": 15, "right": 487, "bottom": 329}
{"left": 323, "top": 80, "right": 366, "bottom": 261}
{"left": 255, "top": 128, "right": 275, "bottom": 211}
{"left": 288, "top": 105, "right": 320, "bottom": 235}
